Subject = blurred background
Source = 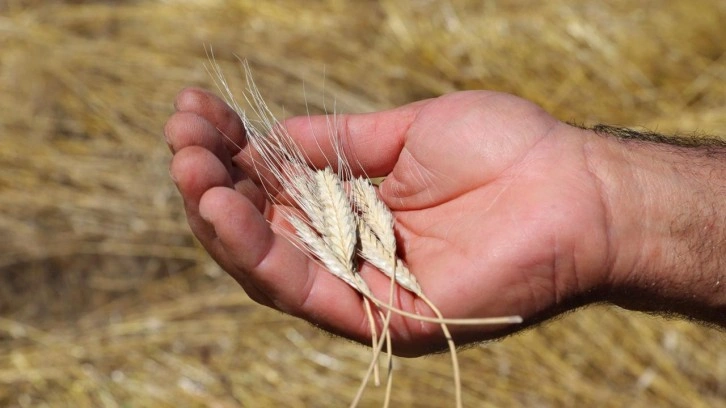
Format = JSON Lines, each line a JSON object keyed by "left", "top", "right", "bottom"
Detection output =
{"left": 1, "top": 0, "right": 725, "bottom": 406}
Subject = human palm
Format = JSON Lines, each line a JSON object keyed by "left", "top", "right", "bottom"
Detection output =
{"left": 166, "top": 89, "right": 610, "bottom": 356}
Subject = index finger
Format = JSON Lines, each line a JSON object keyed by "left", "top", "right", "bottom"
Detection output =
{"left": 280, "top": 99, "right": 429, "bottom": 177}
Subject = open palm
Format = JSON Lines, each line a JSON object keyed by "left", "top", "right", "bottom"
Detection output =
{"left": 166, "top": 88, "right": 611, "bottom": 356}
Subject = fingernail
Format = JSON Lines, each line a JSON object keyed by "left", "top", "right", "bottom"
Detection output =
{"left": 199, "top": 201, "right": 212, "bottom": 224}
{"left": 169, "top": 167, "right": 178, "bottom": 185}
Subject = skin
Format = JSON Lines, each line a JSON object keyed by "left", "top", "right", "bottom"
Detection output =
{"left": 164, "top": 88, "right": 725, "bottom": 356}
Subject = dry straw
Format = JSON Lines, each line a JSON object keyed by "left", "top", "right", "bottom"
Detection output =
{"left": 209, "top": 58, "right": 522, "bottom": 407}
{"left": 2, "top": 1, "right": 726, "bottom": 407}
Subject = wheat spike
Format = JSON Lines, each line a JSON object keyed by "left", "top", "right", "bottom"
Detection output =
{"left": 315, "top": 168, "right": 358, "bottom": 271}
{"left": 287, "top": 214, "right": 362, "bottom": 292}
{"left": 352, "top": 177, "right": 423, "bottom": 293}
{"left": 351, "top": 177, "right": 395, "bottom": 248}
{"left": 350, "top": 176, "right": 467, "bottom": 408}
{"left": 211, "top": 57, "right": 388, "bottom": 387}
{"left": 357, "top": 219, "right": 422, "bottom": 294}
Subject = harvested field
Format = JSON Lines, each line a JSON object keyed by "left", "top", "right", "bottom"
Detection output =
{"left": 1, "top": 1, "right": 725, "bottom": 407}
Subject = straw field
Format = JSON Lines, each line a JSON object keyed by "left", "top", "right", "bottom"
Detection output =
{"left": 1, "top": 0, "right": 725, "bottom": 406}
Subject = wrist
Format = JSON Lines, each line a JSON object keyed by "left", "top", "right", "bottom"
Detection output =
{"left": 584, "top": 127, "right": 726, "bottom": 323}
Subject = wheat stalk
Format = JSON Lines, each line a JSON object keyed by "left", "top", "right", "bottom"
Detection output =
{"left": 207, "top": 55, "right": 523, "bottom": 408}
{"left": 349, "top": 176, "right": 466, "bottom": 405}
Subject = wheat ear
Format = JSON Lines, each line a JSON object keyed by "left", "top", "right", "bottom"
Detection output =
{"left": 209, "top": 55, "right": 386, "bottom": 379}
{"left": 349, "top": 177, "right": 398, "bottom": 405}
{"left": 350, "top": 177, "right": 465, "bottom": 408}
{"left": 352, "top": 177, "right": 422, "bottom": 294}
{"left": 305, "top": 169, "right": 387, "bottom": 386}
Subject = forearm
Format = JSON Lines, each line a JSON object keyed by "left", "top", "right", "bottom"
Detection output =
{"left": 586, "top": 125, "right": 726, "bottom": 326}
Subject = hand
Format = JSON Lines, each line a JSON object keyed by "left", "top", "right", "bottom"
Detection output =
{"left": 164, "top": 88, "right": 618, "bottom": 355}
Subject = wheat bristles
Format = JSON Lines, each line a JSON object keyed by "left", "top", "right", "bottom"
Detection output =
{"left": 290, "top": 173, "right": 325, "bottom": 229}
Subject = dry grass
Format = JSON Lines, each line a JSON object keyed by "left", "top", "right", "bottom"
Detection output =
{"left": 2, "top": 0, "right": 726, "bottom": 407}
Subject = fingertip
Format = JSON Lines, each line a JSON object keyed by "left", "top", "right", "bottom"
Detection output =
{"left": 165, "top": 111, "right": 233, "bottom": 164}
{"left": 173, "top": 87, "right": 246, "bottom": 150}
{"left": 174, "top": 87, "right": 208, "bottom": 112}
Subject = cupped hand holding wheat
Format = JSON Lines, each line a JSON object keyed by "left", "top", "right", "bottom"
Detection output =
{"left": 166, "top": 86, "right": 615, "bottom": 353}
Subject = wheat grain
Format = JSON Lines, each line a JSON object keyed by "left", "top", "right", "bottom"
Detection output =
{"left": 288, "top": 214, "right": 364, "bottom": 292}
{"left": 357, "top": 219, "right": 422, "bottom": 294}
{"left": 315, "top": 168, "right": 358, "bottom": 271}
{"left": 351, "top": 177, "right": 395, "bottom": 248}
{"left": 351, "top": 176, "right": 422, "bottom": 292}
{"left": 209, "top": 55, "right": 389, "bottom": 387}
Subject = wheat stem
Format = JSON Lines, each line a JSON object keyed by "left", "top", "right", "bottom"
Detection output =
{"left": 362, "top": 298, "right": 381, "bottom": 386}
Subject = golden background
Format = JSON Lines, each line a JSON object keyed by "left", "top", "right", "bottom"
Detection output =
{"left": 1, "top": 1, "right": 725, "bottom": 406}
